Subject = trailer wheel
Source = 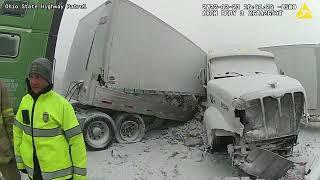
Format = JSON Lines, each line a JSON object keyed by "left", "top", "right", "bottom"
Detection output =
{"left": 114, "top": 113, "right": 146, "bottom": 143}
{"left": 83, "top": 112, "right": 116, "bottom": 151}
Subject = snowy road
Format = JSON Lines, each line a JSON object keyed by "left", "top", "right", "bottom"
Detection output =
{"left": 20, "top": 120, "right": 320, "bottom": 180}
{"left": 86, "top": 120, "right": 320, "bottom": 180}
{"left": 87, "top": 130, "right": 238, "bottom": 180}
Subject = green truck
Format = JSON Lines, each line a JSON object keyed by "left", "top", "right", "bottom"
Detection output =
{"left": 0, "top": 0, "right": 66, "bottom": 111}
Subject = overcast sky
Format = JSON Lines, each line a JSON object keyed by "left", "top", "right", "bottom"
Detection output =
{"left": 54, "top": 0, "right": 320, "bottom": 90}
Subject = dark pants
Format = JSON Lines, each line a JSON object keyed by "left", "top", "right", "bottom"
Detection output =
{"left": 0, "top": 159, "right": 21, "bottom": 180}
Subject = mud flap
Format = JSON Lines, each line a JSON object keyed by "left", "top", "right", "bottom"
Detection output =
{"left": 233, "top": 148, "right": 294, "bottom": 179}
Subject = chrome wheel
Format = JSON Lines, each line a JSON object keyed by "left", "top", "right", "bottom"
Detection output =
{"left": 115, "top": 113, "right": 146, "bottom": 143}
{"left": 83, "top": 112, "right": 116, "bottom": 151}
{"left": 120, "top": 120, "right": 140, "bottom": 141}
{"left": 87, "top": 120, "right": 110, "bottom": 148}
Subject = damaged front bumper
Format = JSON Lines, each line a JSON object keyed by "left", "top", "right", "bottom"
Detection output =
{"left": 245, "top": 135, "right": 298, "bottom": 156}
{"left": 227, "top": 135, "right": 298, "bottom": 179}
{"left": 230, "top": 147, "right": 294, "bottom": 179}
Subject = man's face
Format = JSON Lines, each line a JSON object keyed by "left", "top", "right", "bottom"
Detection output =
{"left": 29, "top": 73, "right": 49, "bottom": 94}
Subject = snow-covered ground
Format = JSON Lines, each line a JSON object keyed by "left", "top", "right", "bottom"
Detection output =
{"left": 87, "top": 120, "right": 240, "bottom": 180}
{"left": 20, "top": 118, "right": 320, "bottom": 180}
{"left": 289, "top": 120, "right": 320, "bottom": 180}
{"left": 86, "top": 118, "right": 320, "bottom": 180}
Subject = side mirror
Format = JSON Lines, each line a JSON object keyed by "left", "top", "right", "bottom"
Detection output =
{"left": 198, "top": 68, "right": 207, "bottom": 87}
{"left": 302, "top": 113, "right": 310, "bottom": 125}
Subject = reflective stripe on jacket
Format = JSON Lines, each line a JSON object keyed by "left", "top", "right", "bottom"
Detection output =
{"left": 13, "top": 90, "right": 87, "bottom": 180}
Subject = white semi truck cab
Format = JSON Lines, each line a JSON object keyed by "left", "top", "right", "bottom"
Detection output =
{"left": 199, "top": 49, "right": 308, "bottom": 179}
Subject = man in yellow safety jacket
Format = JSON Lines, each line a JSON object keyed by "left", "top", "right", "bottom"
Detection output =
{"left": 13, "top": 58, "right": 87, "bottom": 180}
{"left": 0, "top": 81, "right": 21, "bottom": 180}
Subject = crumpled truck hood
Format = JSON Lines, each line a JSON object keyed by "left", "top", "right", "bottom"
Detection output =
{"left": 207, "top": 74, "right": 305, "bottom": 106}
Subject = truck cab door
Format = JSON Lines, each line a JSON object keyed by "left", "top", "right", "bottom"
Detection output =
{"left": 0, "top": 0, "right": 67, "bottom": 111}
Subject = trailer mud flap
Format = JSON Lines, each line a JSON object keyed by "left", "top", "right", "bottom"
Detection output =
{"left": 233, "top": 148, "right": 294, "bottom": 179}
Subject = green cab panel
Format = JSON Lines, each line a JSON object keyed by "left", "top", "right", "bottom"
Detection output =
{"left": 0, "top": 0, "right": 66, "bottom": 111}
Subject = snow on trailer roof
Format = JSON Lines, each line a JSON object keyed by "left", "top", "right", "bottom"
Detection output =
{"left": 79, "top": 0, "right": 206, "bottom": 53}
{"left": 207, "top": 49, "right": 275, "bottom": 60}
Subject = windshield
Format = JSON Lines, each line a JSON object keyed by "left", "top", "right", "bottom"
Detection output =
{"left": 210, "top": 55, "right": 279, "bottom": 79}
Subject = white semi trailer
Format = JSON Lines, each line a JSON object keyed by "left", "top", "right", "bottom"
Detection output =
{"left": 261, "top": 44, "right": 320, "bottom": 116}
{"left": 64, "top": 0, "right": 207, "bottom": 150}
{"left": 64, "top": 0, "right": 309, "bottom": 178}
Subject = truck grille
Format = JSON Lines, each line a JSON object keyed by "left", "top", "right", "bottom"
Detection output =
{"left": 245, "top": 92, "right": 304, "bottom": 142}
